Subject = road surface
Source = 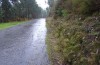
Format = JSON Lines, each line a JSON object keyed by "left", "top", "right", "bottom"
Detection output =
{"left": 0, "top": 18, "right": 50, "bottom": 65}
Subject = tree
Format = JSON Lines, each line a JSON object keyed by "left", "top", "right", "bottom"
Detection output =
{"left": 0, "top": 0, "right": 46, "bottom": 22}
{"left": 2, "top": 0, "right": 12, "bottom": 22}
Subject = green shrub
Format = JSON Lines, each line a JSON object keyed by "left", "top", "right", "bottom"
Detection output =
{"left": 55, "top": 8, "right": 63, "bottom": 17}
{"left": 55, "top": 0, "right": 100, "bottom": 16}
{"left": 62, "top": 9, "right": 68, "bottom": 17}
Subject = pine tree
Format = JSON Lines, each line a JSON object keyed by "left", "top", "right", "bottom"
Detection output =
{"left": 2, "top": 0, "right": 12, "bottom": 22}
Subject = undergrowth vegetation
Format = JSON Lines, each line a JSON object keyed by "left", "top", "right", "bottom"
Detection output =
{"left": 47, "top": 0, "right": 100, "bottom": 65}
{"left": 47, "top": 17, "right": 100, "bottom": 65}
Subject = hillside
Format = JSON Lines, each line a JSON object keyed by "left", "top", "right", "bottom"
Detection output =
{"left": 46, "top": 0, "right": 100, "bottom": 65}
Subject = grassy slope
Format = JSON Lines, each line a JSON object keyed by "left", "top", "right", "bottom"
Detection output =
{"left": 46, "top": 17, "right": 100, "bottom": 65}
{"left": 0, "top": 21, "right": 24, "bottom": 30}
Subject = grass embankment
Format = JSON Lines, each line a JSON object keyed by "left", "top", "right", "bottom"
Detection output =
{"left": 0, "top": 21, "right": 24, "bottom": 30}
{"left": 46, "top": 17, "right": 100, "bottom": 65}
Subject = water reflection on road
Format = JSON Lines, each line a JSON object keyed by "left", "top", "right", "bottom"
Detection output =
{"left": 0, "top": 18, "right": 50, "bottom": 65}
{"left": 26, "top": 19, "right": 49, "bottom": 65}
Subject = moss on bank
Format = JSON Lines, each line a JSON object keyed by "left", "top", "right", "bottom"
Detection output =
{"left": 46, "top": 17, "right": 100, "bottom": 65}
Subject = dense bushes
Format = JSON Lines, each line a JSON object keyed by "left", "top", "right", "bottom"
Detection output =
{"left": 55, "top": 0, "right": 100, "bottom": 16}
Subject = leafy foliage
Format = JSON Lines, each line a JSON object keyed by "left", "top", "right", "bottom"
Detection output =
{"left": 54, "top": 0, "right": 100, "bottom": 16}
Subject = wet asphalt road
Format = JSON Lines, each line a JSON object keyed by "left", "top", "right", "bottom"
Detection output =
{"left": 0, "top": 18, "right": 50, "bottom": 65}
